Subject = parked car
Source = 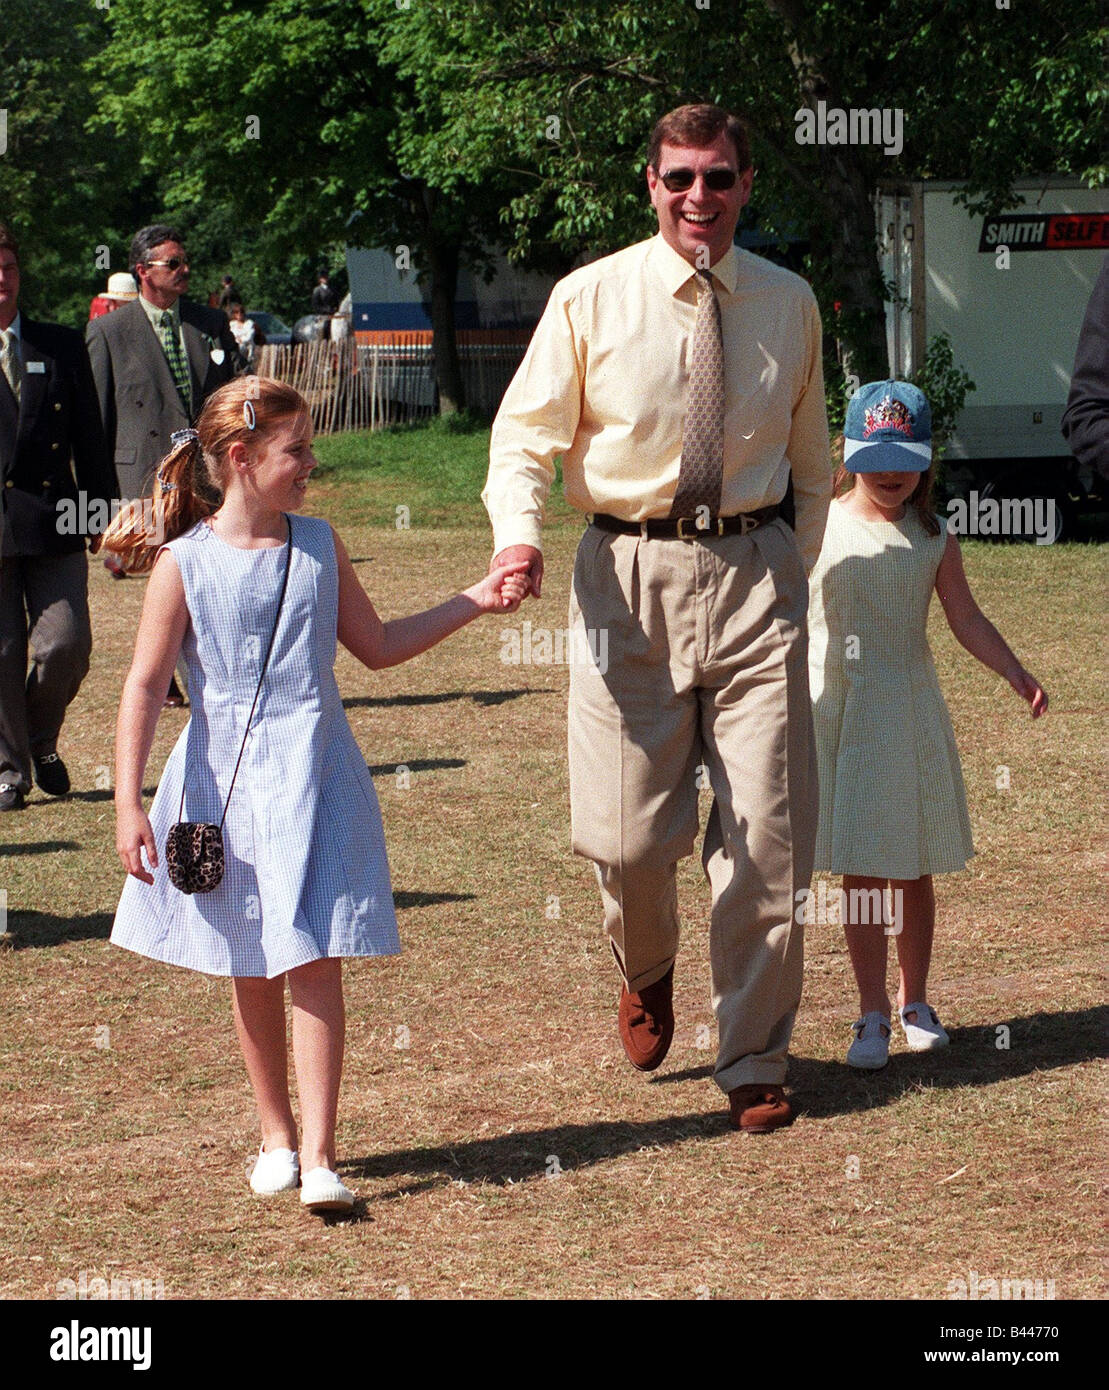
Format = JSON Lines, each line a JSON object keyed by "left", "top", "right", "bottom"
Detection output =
{"left": 292, "top": 314, "right": 332, "bottom": 344}
{"left": 246, "top": 310, "right": 293, "bottom": 345}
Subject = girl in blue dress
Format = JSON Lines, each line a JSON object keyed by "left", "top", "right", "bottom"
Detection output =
{"left": 103, "top": 378, "right": 528, "bottom": 1212}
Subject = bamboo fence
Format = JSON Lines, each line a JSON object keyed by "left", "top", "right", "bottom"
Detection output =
{"left": 253, "top": 332, "right": 529, "bottom": 434}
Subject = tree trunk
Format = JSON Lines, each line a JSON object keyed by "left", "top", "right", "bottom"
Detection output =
{"left": 426, "top": 235, "right": 465, "bottom": 415}
{"left": 766, "top": 0, "right": 891, "bottom": 384}
{"left": 809, "top": 148, "right": 891, "bottom": 385}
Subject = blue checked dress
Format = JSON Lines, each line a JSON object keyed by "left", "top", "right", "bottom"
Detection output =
{"left": 111, "top": 515, "right": 400, "bottom": 977}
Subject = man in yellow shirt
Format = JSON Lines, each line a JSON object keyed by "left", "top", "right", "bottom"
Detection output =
{"left": 483, "top": 105, "right": 832, "bottom": 1132}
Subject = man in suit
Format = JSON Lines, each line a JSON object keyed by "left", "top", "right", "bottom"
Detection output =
{"left": 86, "top": 224, "right": 241, "bottom": 505}
{"left": 86, "top": 224, "right": 241, "bottom": 703}
{"left": 0, "top": 223, "right": 117, "bottom": 810}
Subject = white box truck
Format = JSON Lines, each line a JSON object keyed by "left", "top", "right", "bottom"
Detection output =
{"left": 877, "top": 179, "right": 1107, "bottom": 538}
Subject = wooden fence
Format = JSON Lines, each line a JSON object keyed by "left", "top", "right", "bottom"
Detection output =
{"left": 253, "top": 333, "right": 529, "bottom": 434}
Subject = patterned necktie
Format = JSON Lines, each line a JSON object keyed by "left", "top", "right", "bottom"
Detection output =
{"left": 0, "top": 327, "right": 20, "bottom": 405}
{"left": 158, "top": 310, "right": 193, "bottom": 417}
{"left": 670, "top": 269, "right": 724, "bottom": 519}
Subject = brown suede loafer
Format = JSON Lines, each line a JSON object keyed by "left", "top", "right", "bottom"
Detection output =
{"left": 728, "top": 1084, "right": 794, "bottom": 1134}
{"left": 618, "top": 965, "right": 674, "bottom": 1071}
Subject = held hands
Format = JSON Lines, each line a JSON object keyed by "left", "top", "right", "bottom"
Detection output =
{"left": 490, "top": 545, "right": 543, "bottom": 600}
{"left": 117, "top": 804, "right": 158, "bottom": 884}
{"left": 466, "top": 560, "right": 534, "bottom": 614}
{"left": 1013, "top": 668, "right": 1048, "bottom": 718}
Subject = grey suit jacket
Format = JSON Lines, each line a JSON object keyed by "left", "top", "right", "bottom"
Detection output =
{"left": 86, "top": 298, "right": 242, "bottom": 498}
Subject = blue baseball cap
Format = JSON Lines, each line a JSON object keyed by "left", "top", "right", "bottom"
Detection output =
{"left": 844, "top": 380, "right": 932, "bottom": 473}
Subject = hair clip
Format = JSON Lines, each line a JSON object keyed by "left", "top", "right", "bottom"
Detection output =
{"left": 156, "top": 470, "right": 178, "bottom": 490}
{"left": 243, "top": 400, "right": 256, "bottom": 430}
{"left": 170, "top": 428, "right": 200, "bottom": 448}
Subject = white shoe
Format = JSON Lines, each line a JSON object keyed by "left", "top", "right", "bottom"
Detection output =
{"left": 300, "top": 1166, "right": 355, "bottom": 1212}
{"left": 900, "top": 1002, "right": 950, "bottom": 1051}
{"left": 846, "top": 1012, "right": 891, "bottom": 1069}
{"left": 249, "top": 1146, "right": 300, "bottom": 1195}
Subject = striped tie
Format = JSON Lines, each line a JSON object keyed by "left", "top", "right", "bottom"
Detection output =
{"left": 158, "top": 311, "right": 193, "bottom": 416}
{"left": 0, "top": 327, "right": 20, "bottom": 405}
{"left": 670, "top": 269, "right": 724, "bottom": 520}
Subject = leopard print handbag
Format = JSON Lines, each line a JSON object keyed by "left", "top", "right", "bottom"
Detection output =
{"left": 165, "top": 821, "right": 226, "bottom": 894}
{"left": 165, "top": 521, "right": 292, "bottom": 895}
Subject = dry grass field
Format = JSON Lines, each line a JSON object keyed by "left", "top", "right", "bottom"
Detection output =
{"left": 1, "top": 434, "right": 1105, "bottom": 1303}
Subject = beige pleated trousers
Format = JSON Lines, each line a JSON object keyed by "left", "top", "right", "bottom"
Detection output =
{"left": 568, "top": 518, "right": 817, "bottom": 1093}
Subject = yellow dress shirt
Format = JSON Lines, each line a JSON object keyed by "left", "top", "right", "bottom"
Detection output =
{"left": 484, "top": 234, "right": 833, "bottom": 569}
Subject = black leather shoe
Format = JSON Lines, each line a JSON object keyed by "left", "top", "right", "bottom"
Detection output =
{"left": 33, "top": 753, "right": 70, "bottom": 796}
{"left": 0, "top": 782, "right": 26, "bottom": 811}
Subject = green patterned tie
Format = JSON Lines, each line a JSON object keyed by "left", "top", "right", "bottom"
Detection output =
{"left": 0, "top": 327, "right": 20, "bottom": 405}
{"left": 158, "top": 311, "right": 193, "bottom": 417}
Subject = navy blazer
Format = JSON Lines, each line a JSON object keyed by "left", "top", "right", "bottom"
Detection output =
{"left": 86, "top": 297, "right": 242, "bottom": 498}
{"left": 0, "top": 318, "right": 116, "bottom": 559}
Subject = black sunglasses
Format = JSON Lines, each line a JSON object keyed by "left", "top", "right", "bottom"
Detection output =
{"left": 657, "top": 168, "right": 739, "bottom": 193}
{"left": 144, "top": 257, "right": 190, "bottom": 271}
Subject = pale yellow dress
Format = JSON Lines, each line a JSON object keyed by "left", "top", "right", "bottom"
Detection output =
{"left": 807, "top": 499, "right": 974, "bottom": 878}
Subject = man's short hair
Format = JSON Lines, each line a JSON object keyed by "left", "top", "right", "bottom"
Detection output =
{"left": 647, "top": 104, "right": 751, "bottom": 174}
{"left": 129, "top": 224, "right": 184, "bottom": 275}
{"left": 0, "top": 222, "right": 19, "bottom": 264}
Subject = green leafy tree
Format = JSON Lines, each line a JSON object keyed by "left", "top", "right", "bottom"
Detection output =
{"left": 93, "top": 0, "right": 543, "bottom": 412}
{"left": 412, "top": 0, "right": 1105, "bottom": 387}
{"left": 0, "top": 0, "right": 148, "bottom": 326}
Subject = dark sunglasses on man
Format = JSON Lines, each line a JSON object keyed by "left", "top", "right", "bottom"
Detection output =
{"left": 656, "top": 168, "right": 739, "bottom": 193}
{"left": 144, "top": 257, "right": 190, "bottom": 270}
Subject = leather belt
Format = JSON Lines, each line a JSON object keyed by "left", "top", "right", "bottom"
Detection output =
{"left": 590, "top": 505, "right": 780, "bottom": 541}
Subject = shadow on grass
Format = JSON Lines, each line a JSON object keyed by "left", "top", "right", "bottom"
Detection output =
{"left": 7, "top": 910, "right": 113, "bottom": 948}
{"left": 340, "top": 1110, "right": 726, "bottom": 1204}
{"left": 332, "top": 1005, "right": 1107, "bottom": 1205}
{"left": 654, "top": 1009, "right": 1108, "bottom": 1119}
{"left": 344, "top": 688, "right": 554, "bottom": 711}
{"left": 393, "top": 891, "right": 475, "bottom": 910}
{"left": 1, "top": 840, "right": 83, "bottom": 855}
{"left": 65, "top": 787, "right": 158, "bottom": 804}
{"left": 4, "top": 891, "right": 473, "bottom": 948}
{"left": 367, "top": 758, "right": 465, "bottom": 776}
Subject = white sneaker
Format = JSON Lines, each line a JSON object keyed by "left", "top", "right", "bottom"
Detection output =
{"left": 900, "top": 1002, "right": 949, "bottom": 1051}
{"left": 249, "top": 1146, "right": 300, "bottom": 1195}
{"left": 300, "top": 1167, "right": 355, "bottom": 1212}
{"left": 846, "top": 1012, "right": 891, "bottom": 1070}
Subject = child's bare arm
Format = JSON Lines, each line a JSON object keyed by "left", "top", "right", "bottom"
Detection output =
{"left": 333, "top": 528, "right": 529, "bottom": 671}
{"left": 935, "top": 531, "right": 1048, "bottom": 717}
{"left": 116, "top": 550, "right": 190, "bottom": 880}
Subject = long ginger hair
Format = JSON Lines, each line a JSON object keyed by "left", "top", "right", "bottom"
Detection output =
{"left": 100, "top": 378, "right": 308, "bottom": 571}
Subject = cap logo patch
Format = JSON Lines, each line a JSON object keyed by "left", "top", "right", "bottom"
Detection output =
{"left": 864, "top": 397, "right": 914, "bottom": 438}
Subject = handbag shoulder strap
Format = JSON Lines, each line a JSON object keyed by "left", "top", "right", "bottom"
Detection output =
{"left": 176, "top": 515, "right": 294, "bottom": 828}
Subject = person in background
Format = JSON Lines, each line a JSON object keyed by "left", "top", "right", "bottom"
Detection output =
{"left": 310, "top": 270, "right": 339, "bottom": 317}
{"left": 1061, "top": 252, "right": 1108, "bottom": 497}
{"left": 86, "top": 223, "right": 241, "bottom": 702}
{"left": 311, "top": 270, "right": 339, "bottom": 341}
{"left": 227, "top": 301, "right": 256, "bottom": 361}
{"left": 0, "top": 222, "right": 117, "bottom": 811}
{"left": 217, "top": 274, "right": 238, "bottom": 313}
{"left": 89, "top": 272, "right": 139, "bottom": 322}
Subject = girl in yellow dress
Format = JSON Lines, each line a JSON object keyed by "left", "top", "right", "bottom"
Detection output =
{"left": 807, "top": 381, "right": 1047, "bottom": 1070}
